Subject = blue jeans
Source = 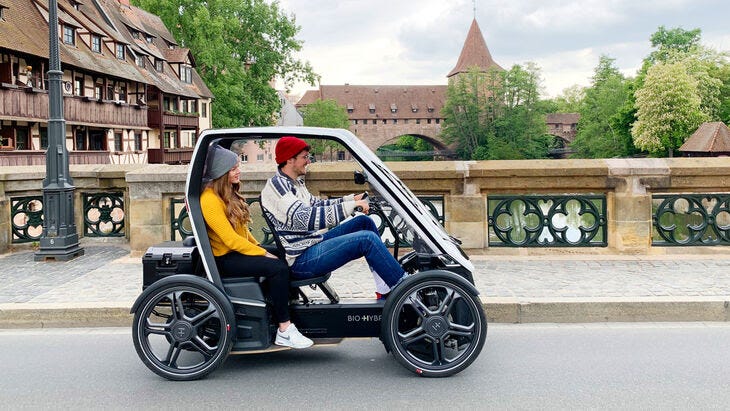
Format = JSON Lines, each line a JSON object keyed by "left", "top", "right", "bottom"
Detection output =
{"left": 290, "top": 215, "right": 405, "bottom": 287}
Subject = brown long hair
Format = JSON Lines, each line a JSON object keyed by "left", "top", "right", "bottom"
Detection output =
{"left": 208, "top": 173, "right": 251, "bottom": 229}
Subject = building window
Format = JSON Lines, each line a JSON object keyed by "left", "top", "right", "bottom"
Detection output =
{"left": 116, "top": 44, "right": 125, "bottom": 60}
{"left": 75, "top": 129, "right": 86, "bottom": 150}
{"left": 390, "top": 103, "right": 397, "bottom": 113}
{"left": 107, "top": 83, "right": 114, "bottom": 100}
{"left": 416, "top": 119, "right": 421, "bottom": 124}
{"left": 114, "top": 133, "right": 122, "bottom": 151}
{"left": 404, "top": 119, "right": 409, "bottom": 124}
{"left": 145, "top": 35, "right": 153, "bottom": 43}
{"left": 436, "top": 118, "right": 440, "bottom": 124}
{"left": 337, "top": 151, "right": 345, "bottom": 161}
{"left": 118, "top": 84, "right": 127, "bottom": 102}
{"left": 257, "top": 153, "right": 264, "bottom": 161}
{"left": 91, "top": 35, "right": 102, "bottom": 53}
{"left": 134, "top": 133, "right": 142, "bottom": 151}
{"left": 132, "top": 30, "right": 140, "bottom": 39}
{"left": 0, "top": 5, "right": 6, "bottom": 21}
{"left": 163, "top": 132, "right": 171, "bottom": 148}
{"left": 241, "top": 153, "right": 248, "bottom": 163}
{"left": 40, "top": 128, "right": 48, "bottom": 150}
{"left": 135, "top": 55, "right": 145, "bottom": 68}
{"left": 368, "top": 104, "right": 375, "bottom": 114}
{"left": 180, "top": 65, "right": 192, "bottom": 83}
{"left": 63, "top": 26, "right": 75, "bottom": 45}
{"left": 15, "top": 128, "right": 29, "bottom": 150}
{"left": 393, "top": 119, "right": 397, "bottom": 124}
{"left": 201, "top": 102, "right": 207, "bottom": 118}
{"left": 74, "top": 76, "right": 83, "bottom": 96}
{"left": 155, "top": 59, "right": 163, "bottom": 72}
{"left": 382, "top": 119, "right": 387, "bottom": 124}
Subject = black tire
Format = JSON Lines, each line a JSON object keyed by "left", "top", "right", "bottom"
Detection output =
{"left": 132, "top": 276, "right": 235, "bottom": 381}
{"left": 381, "top": 270, "right": 487, "bottom": 377}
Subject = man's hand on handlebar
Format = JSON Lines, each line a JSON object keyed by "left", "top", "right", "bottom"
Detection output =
{"left": 354, "top": 198, "right": 370, "bottom": 214}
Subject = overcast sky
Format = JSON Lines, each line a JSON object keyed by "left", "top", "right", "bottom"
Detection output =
{"left": 277, "top": 0, "right": 729, "bottom": 99}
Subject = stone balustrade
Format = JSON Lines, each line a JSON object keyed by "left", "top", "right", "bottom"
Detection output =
{"left": 1, "top": 157, "right": 729, "bottom": 255}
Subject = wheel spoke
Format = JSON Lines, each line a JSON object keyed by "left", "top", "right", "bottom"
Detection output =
{"left": 431, "top": 339, "right": 444, "bottom": 365}
{"left": 406, "top": 293, "right": 431, "bottom": 319}
{"left": 438, "top": 289, "right": 456, "bottom": 315}
{"left": 189, "top": 335, "right": 216, "bottom": 359}
{"left": 188, "top": 305, "right": 218, "bottom": 326}
{"left": 449, "top": 321, "right": 475, "bottom": 336}
{"left": 164, "top": 342, "right": 182, "bottom": 367}
{"left": 398, "top": 326, "right": 428, "bottom": 346}
{"left": 144, "top": 317, "right": 172, "bottom": 336}
{"left": 169, "top": 291, "right": 185, "bottom": 321}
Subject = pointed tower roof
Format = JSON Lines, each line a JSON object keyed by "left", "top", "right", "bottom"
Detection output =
{"left": 447, "top": 19, "right": 502, "bottom": 78}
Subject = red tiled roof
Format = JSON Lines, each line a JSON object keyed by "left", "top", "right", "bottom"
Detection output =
{"left": 546, "top": 113, "right": 580, "bottom": 124}
{"left": 447, "top": 19, "right": 502, "bottom": 77}
{"left": 679, "top": 122, "right": 730, "bottom": 153}
{"left": 296, "top": 85, "right": 447, "bottom": 119}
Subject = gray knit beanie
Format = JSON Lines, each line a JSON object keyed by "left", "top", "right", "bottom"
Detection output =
{"left": 204, "top": 145, "right": 239, "bottom": 181}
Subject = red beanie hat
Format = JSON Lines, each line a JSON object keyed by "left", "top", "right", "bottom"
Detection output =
{"left": 275, "top": 136, "right": 309, "bottom": 164}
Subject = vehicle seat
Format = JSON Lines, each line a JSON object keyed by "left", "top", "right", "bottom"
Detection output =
{"left": 259, "top": 198, "right": 339, "bottom": 304}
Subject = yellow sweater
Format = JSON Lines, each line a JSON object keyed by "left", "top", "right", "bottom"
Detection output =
{"left": 200, "top": 188, "right": 266, "bottom": 257}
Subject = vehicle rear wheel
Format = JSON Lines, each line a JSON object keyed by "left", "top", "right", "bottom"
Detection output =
{"left": 132, "top": 277, "right": 235, "bottom": 381}
{"left": 381, "top": 271, "right": 487, "bottom": 377}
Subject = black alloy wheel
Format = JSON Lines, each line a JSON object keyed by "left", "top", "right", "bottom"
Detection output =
{"left": 132, "top": 276, "right": 235, "bottom": 381}
{"left": 381, "top": 271, "right": 487, "bottom": 377}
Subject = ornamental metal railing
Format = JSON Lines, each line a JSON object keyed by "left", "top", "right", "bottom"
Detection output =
{"left": 488, "top": 195, "right": 607, "bottom": 247}
{"left": 169, "top": 195, "right": 444, "bottom": 248}
{"left": 10, "top": 196, "right": 44, "bottom": 243}
{"left": 83, "top": 192, "right": 125, "bottom": 237}
{"left": 652, "top": 194, "right": 730, "bottom": 246}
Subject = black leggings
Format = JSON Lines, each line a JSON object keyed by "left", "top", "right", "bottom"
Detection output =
{"left": 215, "top": 247, "right": 290, "bottom": 323}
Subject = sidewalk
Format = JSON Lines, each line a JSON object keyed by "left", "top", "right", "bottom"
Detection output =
{"left": 1, "top": 242, "right": 730, "bottom": 327}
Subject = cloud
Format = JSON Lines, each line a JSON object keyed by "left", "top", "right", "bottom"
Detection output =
{"left": 279, "top": 0, "right": 730, "bottom": 98}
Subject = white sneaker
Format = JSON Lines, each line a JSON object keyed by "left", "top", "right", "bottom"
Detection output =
{"left": 275, "top": 323, "right": 313, "bottom": 349}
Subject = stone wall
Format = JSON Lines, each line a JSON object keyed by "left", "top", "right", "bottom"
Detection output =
{"left": 1, "top": 157, "right": 729, "bottom": 255}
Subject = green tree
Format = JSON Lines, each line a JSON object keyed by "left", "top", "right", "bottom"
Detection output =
{"left": 299, "top": 99, "right": 350, "bottom": 159}
{"left": 647, "top": 26, "right": 702, "bottom": 65}
{"left": 570, "top": 56, "right": 635, "bottom": 158}
{"left": 132, "top": 0, "right": 317, "bottom": 127}
{"left": 300, "top": 99, "right": 350, "bottom": 128}
{"left": 551, "top": 85, "right": 585, "bottom": 113}
{"left": 632, "top": 61, "right": 708, "bottom": 155}
{"left": 441, "top": 64, "right": 550, "bottom": 160}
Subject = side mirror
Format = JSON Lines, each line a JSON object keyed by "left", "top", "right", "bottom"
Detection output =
{"left": 354, "top": 171, "right": 367, "bottom": 185}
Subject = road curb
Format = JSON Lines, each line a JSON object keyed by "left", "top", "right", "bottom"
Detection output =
{"left": 1, "top": 298, "right": 729, "bottom": 328}
{"left": 484, "top": 298, "right": 730, "bottom": 323}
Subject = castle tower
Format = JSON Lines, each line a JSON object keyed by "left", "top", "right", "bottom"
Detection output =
{"left": 447, "top": 19, "right": 502, "bottom": 79}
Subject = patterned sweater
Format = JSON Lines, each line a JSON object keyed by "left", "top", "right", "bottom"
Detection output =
{"left": 200, "top": 187, "right": 266, "bottom": 257}
{"left": 261, "top": 170, "right": 356, "bottom": 265}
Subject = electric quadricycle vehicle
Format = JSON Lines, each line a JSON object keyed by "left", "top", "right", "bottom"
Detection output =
{"left": 131, "top": 127, "right": 487, "bottom": 380}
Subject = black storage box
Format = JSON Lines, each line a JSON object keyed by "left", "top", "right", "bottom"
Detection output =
{"left": 142, "top": 242, "right": 200, "bottom": 288}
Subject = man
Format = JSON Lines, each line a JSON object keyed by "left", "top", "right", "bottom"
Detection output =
{"left": 261, "top": 136, "right": 406, "bottom": 298}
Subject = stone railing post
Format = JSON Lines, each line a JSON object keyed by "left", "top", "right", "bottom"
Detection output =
{"left": 126, "top": 165, "right": 188, "bottom": 251}
{"left": 606, "top": 159, "right": 670, "bottom": 253}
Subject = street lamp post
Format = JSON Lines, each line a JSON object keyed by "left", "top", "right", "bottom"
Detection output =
{"left": 34, "top": 0, "right": 83, "bottom": 261}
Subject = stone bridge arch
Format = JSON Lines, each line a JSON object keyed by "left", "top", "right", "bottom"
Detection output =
{"left": 350, "top": 123, "right": 447, "bottom": 152}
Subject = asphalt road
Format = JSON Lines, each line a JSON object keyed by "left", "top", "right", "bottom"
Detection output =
{"left": 2, "top": 323, "right": 730, "bottom": 409}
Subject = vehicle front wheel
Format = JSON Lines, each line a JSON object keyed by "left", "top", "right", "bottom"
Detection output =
{"left": 132, "top": 276, "right": 235, "bottom": 381}
{"left": 381, "top": 271, "right": 487, "bottom": 377}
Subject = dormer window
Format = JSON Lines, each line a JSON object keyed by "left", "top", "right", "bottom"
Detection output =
{"left": 346, "top": 103, "right": 354, "bottom": 113}
{"left": 180, "top": 65, "right": 192, "bottom": 83}
{"left": 145, "top": 35, "right": 153, "bottom": 43}
{"left": 0, "top": 4, "right": 7, "bottom": 21}
{"left": 91, "top": 35, "right": 101, "bottom": 53}
{"left": 135, "top": 54, "right": 145, "bottom": 68}
{"left": 116, "top": 44, "right": 125, "bottom": 60}
{"left": 427, "top": 105, "right": 434, "bottom": 113}
{"left": 70, "top": 0, "right": 82, "bottom": 10}
{"left": 132, "top": 30, "right": 140, "bottom": 39}
{"left": 390, "top": 103, "right": 397, "bottom": 113}
{"left": 155, "top": 59, "right": 163, "bottom": 72}
{"left": 368, "top": 103, "right": 375, "bottom": 114}
{"left": 63, "top": 26, "right": 75, "bottom": 45}
{"left": 411, "top": 104, "right": 418, "bottom": 113}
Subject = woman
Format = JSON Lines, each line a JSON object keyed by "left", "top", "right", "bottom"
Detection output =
{"left": 201, "top": 145, "right": 312, "bottom": 349}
